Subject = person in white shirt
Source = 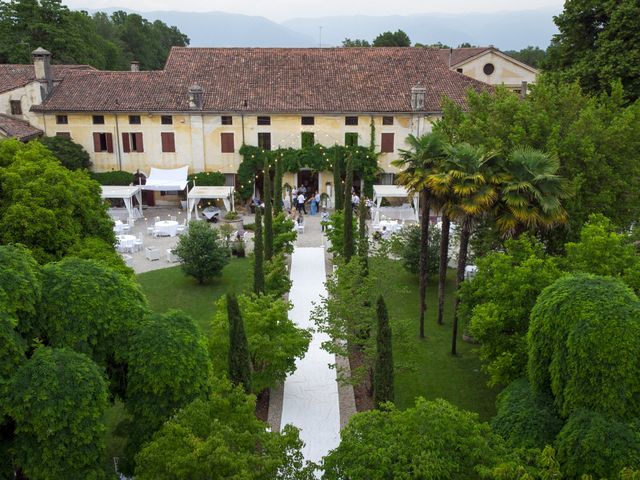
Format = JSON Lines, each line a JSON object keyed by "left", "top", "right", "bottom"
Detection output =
{"left": 297, "top": 192, "right": 307, "bottom": 214}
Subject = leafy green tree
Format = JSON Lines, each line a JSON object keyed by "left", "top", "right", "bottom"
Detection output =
{"left": 564, "top": 213, "right": 640, "bottom": 292}
{"left": 435, "top": 81, "right": 640, "bottom": 248}
{"left": 555, "top": 410, "right": 640, "bottom": 479}
{"left": 122, "top": 311, "right": 211, "bottom": 470}
{"left": 545, "top": 0, "right": 640, "bottom": 101}
{"left": 265, "top": 253, "right": 292, "bottom": 298}
{"left": 392, "top": 223, "right": 440, "bottom": 277}
{"left": 504, "top": 45, "right": 547, "bottom": 68}
{"left": 460, "top": 236, "right": 562, "bottom": 386}
{"left": 0, "top": 245, "right": 41, "bottom": 335}
{"left": 253, "top": 207, "right": 265, "bottom": 294}
{"left": 226, "top": 293, "right": 252, "bottom": 394}
{"left": 38, "top": 257, "right": 147, "bottom": 372}
{"left": 40, "top": 135, "right": 91, "bottom": 170}
{"left": 322, "top": 398, "right": 505, "bottom": 479}
{"left": 71, "top": 236, "right": 133, "bottom": 277}
{"left": 528, "top": 274, "right": 640, "bottom": 420}
{"left": 373, "top": 295, "right": 393, "bottom": 408}
{"left": 372, "top": 29, "right": 411, "bottom": 47}
{"left": 134, "top": 378, "right": 313, "bottom": 480}
{"left": 263, "top": 166, "right": 273, "bottom": 261}
{"left": 6, "top": 347, "right": 108, "bottom": 480}
{"left": 343, "top": 155, "right": 354, "bottom": 262}
{"left": 210, "top": 294, "right": 311, "bottom": 394}
{"left": 342, "top": 38, "right": 371, "bottom": 47}
{"left": 0, "top": 139, "right": 114, "bottom": 263}
{"left": 491, "top": 378, "right": 562, "bottom": 449}
{"left": 174, "top": 221, "right": 229, "bottom": 284}
{"left": 393, "top": 132, "right": 447, "bottom": 338}
{"left": 273, "top": 211, "right": 296, "bottom": 256}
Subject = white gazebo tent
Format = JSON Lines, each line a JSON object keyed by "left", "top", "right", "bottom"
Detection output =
{"left": 372, "top": 185, "right": 419, "bottom": 223}
{"left": 187, "top": 186, "right": 235, "bottom": 221}
{"left": 100, "top": 185, "right": 142, "bottom": 224}
{"left": 141, "top": 166, "right": 189, "bottom": 192}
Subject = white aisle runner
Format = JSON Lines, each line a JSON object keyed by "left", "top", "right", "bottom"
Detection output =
{"left": 280, "top": 247, "right": 340, "bottom": 465}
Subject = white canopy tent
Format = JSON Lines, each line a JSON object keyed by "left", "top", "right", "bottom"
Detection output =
{"left": 100, "top": 185, "right": 142, "bottom": 224}
{"left": 141, "top": 166, "right": 189, "bottom": 191}
{"left": 372, "top": 185, "right": 419, "bottom": 223}
{"left": 187, "top": 186, "right": 235, "bottom": 221}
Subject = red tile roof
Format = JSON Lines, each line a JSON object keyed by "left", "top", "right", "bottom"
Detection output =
{"left": 0, "top": 114, "right": 42, "bottom": 141}
{"left": 436, "top": 47, "right": 491, "bottom": 67}
{"left": 34, "top": 47, "right": 491, "bottom": 114}
{"left": 0, "top": 64, "right": 94, "bottom": 94}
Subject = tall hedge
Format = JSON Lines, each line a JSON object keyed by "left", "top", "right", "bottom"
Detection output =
{"left": 528, "top": 274, "right": 640, "bottom": 420}
{"left": 373, "top": 295, "right": 393, "bottom": 407}
{"left": 263, "top": 167, "right": 273, "bottom": 261}
{"left": 227, "top": 293, "right": 252, "bottom": 394}
{"left": 253, "top": 207, "right": 264, "bottom": 295}
{"left": 343, "top": 156, "right": 354, "bottom": 262}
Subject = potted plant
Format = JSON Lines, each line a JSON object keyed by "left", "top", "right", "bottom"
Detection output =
{"left": 221, "top": 210, "right": 243, "bottom": 229}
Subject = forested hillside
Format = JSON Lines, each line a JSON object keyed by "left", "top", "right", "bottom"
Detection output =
{"left": 0, "top": 0, "right": 188, "bottom": 70}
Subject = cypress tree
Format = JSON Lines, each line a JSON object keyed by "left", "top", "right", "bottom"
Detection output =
{"left": 373, "top": 295, "right": 394, "bottom": 407}
{"left": 343, "top": 155, "right": 354, "bottom": 262}
{"left": 226, "top": 293, "right": 252, "bottom": 394}
{"left": 273, "top": 158, "right": 283, "bottom": 215}
{"left": 333, "top": 153, "right": 343, "bottom": 211}
{"left": 358, "top": 198, "right": 369, "bottom": 275}
{"left": 253, "top": 207, "right": 264, "bottom": 294}
{"left": 263, "top": 166, "right": 273, "bottom": 261}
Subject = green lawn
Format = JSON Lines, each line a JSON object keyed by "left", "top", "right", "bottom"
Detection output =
{"left": 374, "top": 258, "right": 498, "bottom": 421}
{"left": 137, "top": 258, "right": 252, "bottom": 333}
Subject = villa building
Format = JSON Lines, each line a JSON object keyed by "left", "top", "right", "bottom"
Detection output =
{"left": 0, "top": 46, "right": 536, "bottom": 196}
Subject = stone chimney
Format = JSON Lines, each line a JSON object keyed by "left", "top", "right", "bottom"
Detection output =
{"left": 188, "top": 85, "right": 204, "bottom": 110}
{"left": 130, "top": 61, "right": 140, "bottom": 72}
{"left": 32, "top": 47, "right": 53, "bottom": 97}
{"left": 411, "top": 85, "right": 427, "bottom": 110}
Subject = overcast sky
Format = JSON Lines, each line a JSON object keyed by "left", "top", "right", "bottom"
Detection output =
{"left": 63, "top": 0, "right": 564, "bottom": 22}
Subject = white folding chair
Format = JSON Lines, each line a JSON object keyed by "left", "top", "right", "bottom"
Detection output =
{"left": 134, "top": 233, "right": 144, "bottom": 252}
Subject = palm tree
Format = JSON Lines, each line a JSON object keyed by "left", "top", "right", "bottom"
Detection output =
{"left": 438, "top": 143, "right": 501, "bottom": 355}
{"left": 496, "top": 147, "right": 569, "bottom": 237}
{"left": 392, "top": 132, "right": 446, "bottom": 339}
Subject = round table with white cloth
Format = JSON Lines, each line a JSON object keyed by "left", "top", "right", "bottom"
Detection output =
{"left": 155, "top": 220, "right": 179, "bottom": 237}
{"left": 116, "top": 234, "right": 136, "bottom": 252}
{"left": 377, "top": 220, "right": 403, "bottom": 234}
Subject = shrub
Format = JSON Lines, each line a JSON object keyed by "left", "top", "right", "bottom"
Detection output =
{"left": 555, "top": 410, "right": 640, "bottom": 479}
{"left": 174, "top": 222, "right": 230, "bottom": 284}
{"left": 40, "top": 135, "right": 92, "bottom": 170}
{"left": 273, "top": 212, "right": 296, "bottom": 255}
{"left": 90, "top": 170, "right": 134, "bottom": 185}
{"left": 265, "top": 253, "right": 292, "bottom": 298}
{"left": 390, "top": 223, "right": 440, "bottom": 276}
{"left": 491, "top": 378, "right": 562, "bottom": 449}
{"left": 326, "top": 210, "right": 357, "bottom": 258}
{"left": 187, "top": 171, "right": 225, "bottom": 188}
{"left": 528, "top": 274, "right": 640, "bottom": 420}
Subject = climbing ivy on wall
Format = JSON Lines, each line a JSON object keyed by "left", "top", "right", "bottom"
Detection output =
{"left": 237, "top": 144, "right": 380, "bottom": 201}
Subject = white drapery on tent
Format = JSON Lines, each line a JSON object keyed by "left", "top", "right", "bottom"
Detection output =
{"left": 187, "top": 186, "right": 235, "bottom": 220}
{"left": 141, "top": 166, "right": 189, "bottom": 191}
{"left": 372, "top": 185, "right": 419, "bottom": 223}
{"left": 101, "top": 185, "right": 143, "bottom": 224}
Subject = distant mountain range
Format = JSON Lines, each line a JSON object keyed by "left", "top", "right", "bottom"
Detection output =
{"left": 87, "top": 7, "right": 561, "bottom": 51}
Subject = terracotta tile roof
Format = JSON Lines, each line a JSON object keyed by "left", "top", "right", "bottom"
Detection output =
{"left": 436, "top": 47, "right": 491, "bottom": 67}
{"left": 0, "top": 114, "right": 42, "bottom": 141}
{"left": 34, "top": 47, "right": 491, "bottom": 114}
{"left": 0, "top": 64, "right": 94, "bottom": 94}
